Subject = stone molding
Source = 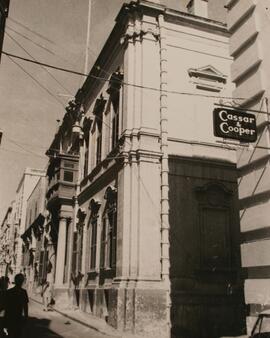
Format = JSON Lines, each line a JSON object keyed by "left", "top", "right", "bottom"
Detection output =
{"left": 120, "top": 10, "right": 159, "bottom": 45}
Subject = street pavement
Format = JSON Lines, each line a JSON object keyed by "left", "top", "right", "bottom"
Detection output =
{"left": 19, "top": 300, "right": 119, "bottom": 338}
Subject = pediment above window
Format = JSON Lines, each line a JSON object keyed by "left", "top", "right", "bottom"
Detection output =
{"left": 77, "top": 208, "right": 87, "bottom": 222}
{"left": 104, "top": 186, "right": 117, "bottom": 210}
{"left": 89, "top": 199, "right": 101, "bottom": 217}
{"left": 93, "top": 94, "right": 107, "bottom": 117}
{"left": 188, "top": 65, "right": 227, "bottom": 92}
{"left": 107, "top": 70, "right": 123, "bottom": 96}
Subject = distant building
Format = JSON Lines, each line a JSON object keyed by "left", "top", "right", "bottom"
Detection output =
{"left": 0, "top": 203, "right": 13, "bottom": 276}
{"left": 21, "top": 175, "right": 47, "bottom": 293}
{"left": 227, "top": 0, "right": 270, "bottom": 334}
{"left": 12, "top": 168, "right": 46, "bottom": 275}
{"left": 0, "top": 0, "right": 9, "bottom": 62}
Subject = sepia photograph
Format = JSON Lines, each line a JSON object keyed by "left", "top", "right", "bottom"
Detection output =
{"left": 0, "top": 0, "right": 269, "bottom": 337}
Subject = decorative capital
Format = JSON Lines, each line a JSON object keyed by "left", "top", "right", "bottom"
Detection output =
{"left": 120, "top": 19, "right": 159, "bottom": 45}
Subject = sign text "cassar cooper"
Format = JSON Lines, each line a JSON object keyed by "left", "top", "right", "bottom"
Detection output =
{"left": 213, "top": 108, "right": 257, "bottom": 143}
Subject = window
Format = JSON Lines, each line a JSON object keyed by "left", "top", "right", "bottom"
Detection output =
{"left": 96, "top": 115, "right": 103, "bottom": 165}
{"left": 84, "top": 130, "right": 90, "bottom": 177}
{"left": 88, "top": 200, "right": 100, "bottom": 270}
{"left": 100, "top": 209, "right": 117, "bottom": 269}
{"left": 111, "top": 93, "right": 119, "bottom": 150}
{"left": 90, "top": 219, "right": 97, "bottom": 269}
{"left": 100, "top": 187, "right": 117, "bottom": 270}
{"left": 107, "top": 70, "right": 123, "bottom": 151}
{"left": 108, "top": 210, "right": 117, "bottom": 268}
{"left": 63, "top": 170, "right": 73, "bottom": 182}
{"left": 72, "top": 232, "right": 78, "bottom": 275}
{"left": 100, "top": 216, "right": 107, "bottom": 269}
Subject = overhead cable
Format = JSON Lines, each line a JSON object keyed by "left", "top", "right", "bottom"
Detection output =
{"left": 3, "top": 50, "right": 250, "bottom": 101}
{"left": 6, "top": 32, "right": 73, "bottom": 95}
{"left": 6, "top": 54, "right": 66, "bottom": 108}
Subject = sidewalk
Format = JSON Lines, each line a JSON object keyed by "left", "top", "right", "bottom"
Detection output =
{"left": 30, "top": 294, "right": 148, "bottom": 338}
{"left": 30, "top": 294, "right": 120, "bottom": 337}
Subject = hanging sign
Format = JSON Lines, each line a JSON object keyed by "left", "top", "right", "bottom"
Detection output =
{"left": 213, "top": 108, "right": 257, "bottom": 143}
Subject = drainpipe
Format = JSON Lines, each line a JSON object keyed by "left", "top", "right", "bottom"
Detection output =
{"left": 158, "top": 13, "right": 171, "bottom": 338}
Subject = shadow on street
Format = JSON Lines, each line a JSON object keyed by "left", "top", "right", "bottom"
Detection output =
{"left": 21, "top": 316, "right": 64, "bottom": 338}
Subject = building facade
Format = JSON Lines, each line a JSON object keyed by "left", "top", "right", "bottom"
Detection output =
{"left": 0, "top": 1, "right": 258, "bottom": 338}
{"left": 227, "top": 0, "right": 270, "bottom": 334}
{"left": 12, "top": 168, "right": 46, "bottom": 275}
{"left": 45, "top": 98, "right": 83, "bottom": 307}
{"left": 21, "top": 175, "right": 47, "bottom": 293}
{"left": 0, "top": 203, "right": 13, "bottom": 277}
{"left": 59, "top": 1, "right": 246, "bottom": 337}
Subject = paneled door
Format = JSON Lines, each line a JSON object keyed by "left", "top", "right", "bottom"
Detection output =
{"left": 169, "top": 156, "right": 246, "bottom": 338}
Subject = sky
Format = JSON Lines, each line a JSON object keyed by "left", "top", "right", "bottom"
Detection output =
{"left": 0, "top": 0, "right": 226, "bottom": 223}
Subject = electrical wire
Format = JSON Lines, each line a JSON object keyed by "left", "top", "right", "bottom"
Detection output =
{"left": 3, "top": 50, "right": 253, "bottom": 101}
{"left": 4, "top": 136, "right": 47, "bottom": 159}
{"left": 0, "top": 147, "right": 45, "bottom": 158}
{"left": 8, "top": 17, "right": 55, "bottom": 44}
{"left": 6, "top": 25, "right": 82, "bottom": 69}
{"left": 6, "top": 54, "right": 66, "bottom": 109}
{"left": 6, "top": 32, "right": 73, "bottom": 96}
{"left": 6, "top": 26, "right": 56, "bottom": 56}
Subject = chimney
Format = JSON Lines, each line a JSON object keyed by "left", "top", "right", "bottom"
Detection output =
{"left": 187, "top": 0, "right": 208, "bottom": 18}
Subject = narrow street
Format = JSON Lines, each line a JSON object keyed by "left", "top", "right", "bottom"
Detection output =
{"left": 20, "top": 300, "right": 118, "bottom": 338}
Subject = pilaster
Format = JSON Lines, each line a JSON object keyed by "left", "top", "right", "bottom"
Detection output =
{"left": 54, "top": 217, "right": 67, "bottom": 286}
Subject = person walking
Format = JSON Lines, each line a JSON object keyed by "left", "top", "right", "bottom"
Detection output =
{"left": 4, "top": 273, "right": 29, "bottom": 338}
{"left": 41, "top": 280, "right": 53, "bottom": 311}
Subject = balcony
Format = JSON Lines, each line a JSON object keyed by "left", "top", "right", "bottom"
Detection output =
{"left": 46, "top": 154, "right": 79, "bottom": 210}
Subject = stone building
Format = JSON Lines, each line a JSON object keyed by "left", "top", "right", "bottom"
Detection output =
{"left": 21, "top": 175, "right": 47, "bottom": 293}
{"left": 0, "top": 203, "right": 13, "bottom": 277}
{"left": 12, "top": 167, "right": 46, "bottom": 275}
{"left": 45, "top": 98, "right": 85, "bottom": 307}
{"left": 61, "top": 1, "right": 246, "bottom": 337}
{"left": 227, "top": 0, "right": 270, "bottom": 334}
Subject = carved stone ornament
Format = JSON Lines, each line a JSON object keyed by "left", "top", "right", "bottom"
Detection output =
{"left": 77, "top": 208, "right": 87, "bottom": 222}
{"left": 195, "top": 182, "right": 232, "bottom": 207}
{"left": 188, "top": 65, "right": 227, "bottom": 92}
{"left": 120, "top": 13, "right": 159, "bottom": 45}
{"left": 104, "top": 186, "right": 117, "bottom": 209}
{"left": 76, "top": 208, "right": 87, "bottom": 232}
{"left": 89, "top": 199, "right": 101, "bottom": 218}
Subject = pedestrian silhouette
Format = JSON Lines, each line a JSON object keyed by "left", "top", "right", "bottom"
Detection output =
{"left": 4, "top": 273, "right": 29, "bottom": 338}
{"left": 0, "top": 277, "right": 7, "bottom": 338}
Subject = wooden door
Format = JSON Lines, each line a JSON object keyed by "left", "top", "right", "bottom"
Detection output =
{"left": 169, "top": 156, "right": 246, "bottom": 338}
